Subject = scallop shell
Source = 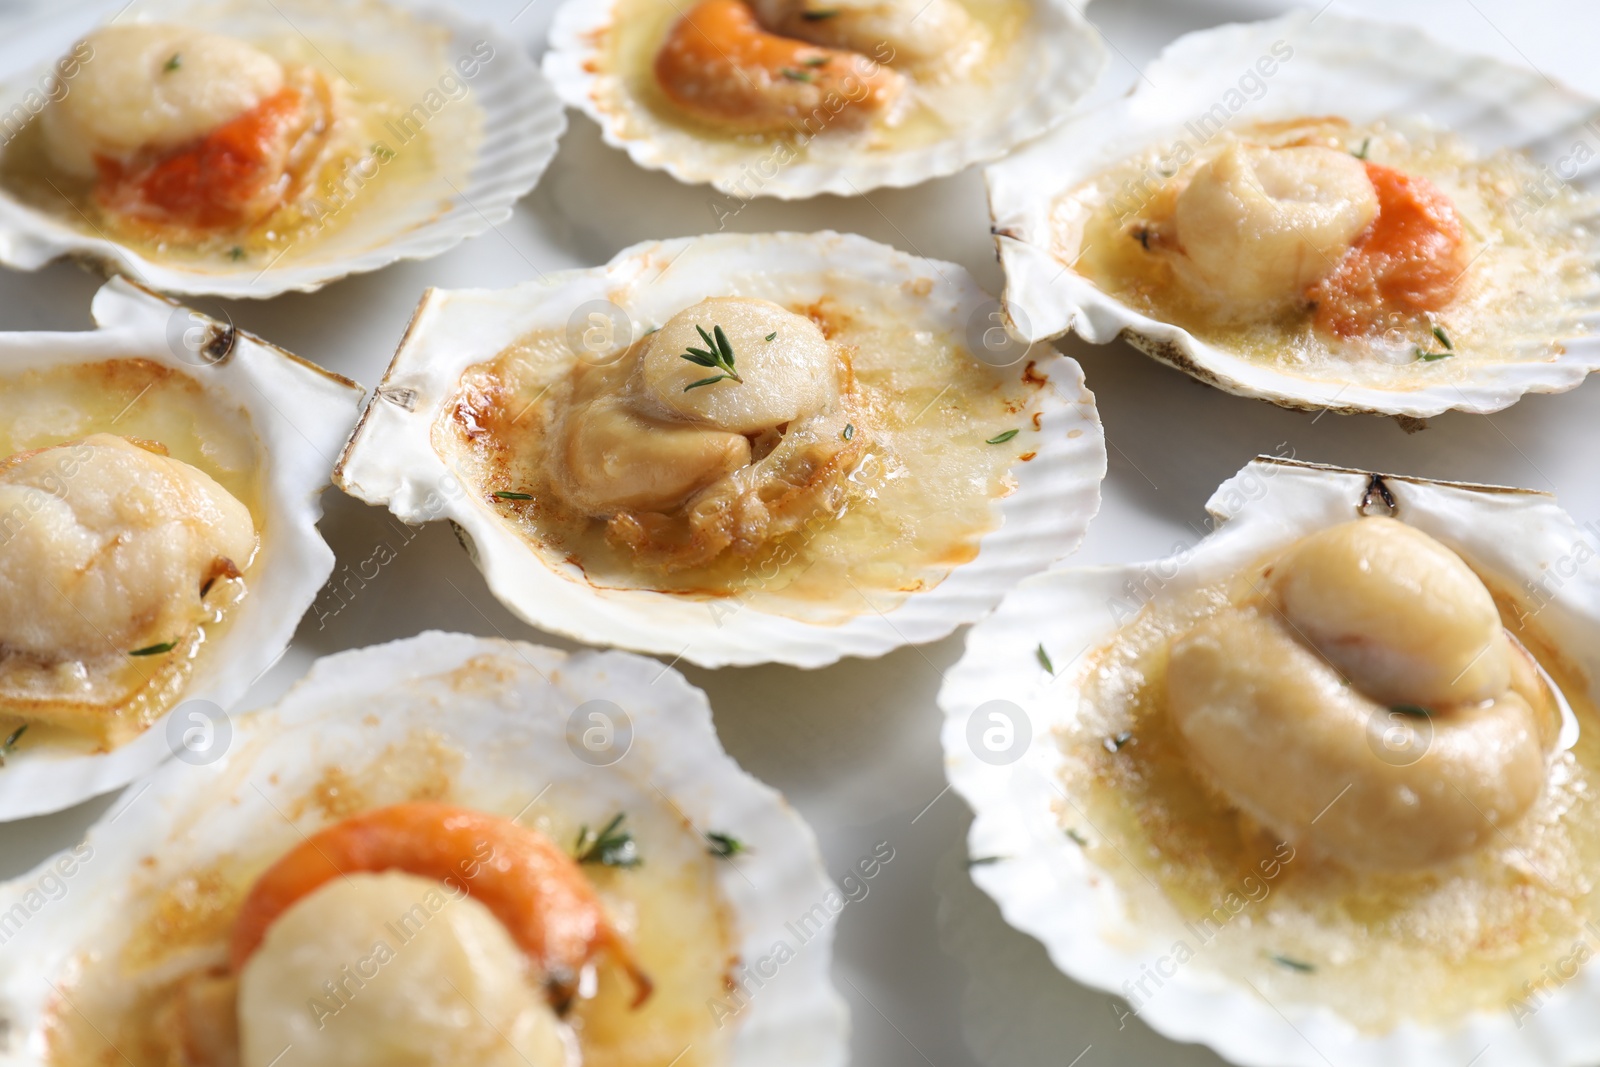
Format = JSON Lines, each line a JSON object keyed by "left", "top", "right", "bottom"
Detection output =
{"left": 0, "top": 631, "right": 847, "bottom": 1067}
{"left": 543, "top": 0, "right": 1106, "bottom": 198}
{"left": 0, "top": 276, "right": 362, "bottom": 819}
{"left": 0, "top": 0, "right": 565, "bottom": 299}
{"left": 334, "top": 230, "right": 1106, "bottom": 668}
{"left": 987, "top": 11, "right": 1600, "bottom": 417}
{"left": 939, "top": 454, "right": 1600, "bottom": 1067}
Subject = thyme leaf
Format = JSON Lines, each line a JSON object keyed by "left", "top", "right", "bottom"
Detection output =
{"left": 1352, "top": 136, "right": 1370, "bottom": 160}
{"left": 1269, "top": 953, "right": 1316, "bottom": 973}
{"left": 492, "top": 491, "right": 533, "bottom": 501}
{"left": 0, "top": 724, "right": 26, "bottom": 766}
{"left": 986, "top": 429, "right": 1020, "bottom": 445}
{"left": 706, "top": 831, "right": 746, "bottom": 858}
{"left": 164, "top": 53, "right": 181, "bottom": 72}
{"left": 1036, "top": 643, "right": 1054, "bottom": 674}
{"left": 130, "top": 641, "right": 178, "bottom": 656}
{"left": 575, "top": 812, "right": 641, "bottom": 868}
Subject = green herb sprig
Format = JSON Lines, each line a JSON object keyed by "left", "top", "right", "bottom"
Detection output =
{"left": 0, "top": 725, "right": 26, "bottom": 766}
{"left": 1036, "top": 643, "right": 1054, "bottom": 674}
{"left": 130, "top": 641, "right": 178, "bottom": 657}
{"left": 679, "top": 325, "right": 743, "bottom": 391}
{"left": 1269, "top": 953, "right": 1316, "bottom": 973}
{"left": 986, "top": 429, "right": 1020, "bottom": 445}
{"left": 706, "top": 831, "right": 746, "bottom": 858}
{"left": 164, "top": 53, "right": 181, "bottom": 73}
{"left": 1352, "top": 137, "right": 1370, "bottom": 160}
{"left": 575, "top": 812, "right": 641, "bottom": 868}
{"left": 492, "top": 491, "right": 533, "bottom": 501}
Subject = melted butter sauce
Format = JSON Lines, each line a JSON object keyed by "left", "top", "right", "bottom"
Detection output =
{"left": 0, "top": 36, "right": 446, "bottom": 267}
{"left": 1063, "top": 118, "right": 1599, "bottom": 386}
{"left": 1061, "top": 561, "right": 1600, "bottom": 1031}
{"left": 42, "top": 727, "right": 739, "bottom": 1067}
{"left": 0, "top": 359, "right": 262, "bottom": 753}
{"left": 602, "top": 0, "right": 1028, "bottom": 156}
{"left": 441, "top": 292, "right": 1036, "bottom": 624}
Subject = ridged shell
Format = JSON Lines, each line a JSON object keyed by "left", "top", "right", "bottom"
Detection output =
{"left": 939, "top": 455, "right": 1600, "bottom": 1067}
{"left": 543, "top": 0, "right": 1106, "bottom": 198}
{"left": 987, "top": 12, "right": 1600, "bottom": 417}
{"left": 334, "top": 230, "right": 1106, "bottom": 668}
{"left": 0, "top": 632, "right": 847, "bottom": 1067}
{"left": 0, "top": 0, "right": 565, "bottom": 298}
{"left": 0, "top": 277, "right": 362, "bottom": 818}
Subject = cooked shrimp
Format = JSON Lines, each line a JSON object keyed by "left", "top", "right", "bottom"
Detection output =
{"left": 1309, "top": 161, "right": 1467, "bottom": 337}
{"left": 229, "top": 803, "right": 651, "bottom": 1007}
{"left": 654, "top": 0, "right": 904, "bottom": 134}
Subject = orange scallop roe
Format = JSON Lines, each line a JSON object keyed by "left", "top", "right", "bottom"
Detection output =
{"left": 229, "top": 802, "right": 651, "bottom": 1006}
{"left": 93, "top": 86, "right": 309, "bottom": 232}
{"left": 1308, "top": 162, "right": 1467, "bottom": 338}
{"left": 653, "top": 0, "right": 902, "bottom": 134}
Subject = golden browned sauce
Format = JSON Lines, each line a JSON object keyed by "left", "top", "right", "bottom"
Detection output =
{"left": 1063, "top": 117, "right": 1597, "bottom": 383}
{"left": 600, "top": 0, "right": 1028, "bottom": 155}
{"left": 440, "top": 292, "right": 1042, "bottom": 624}
{"left": 42, "top": 727, "right": 740, "bottom": 1067}
{"left": 0, "top": 39, "right": 442, "bottom": 266}
{"left": 0, "top": 359, "right": 262, "bottom": 753}
{"left": 1061, "top": 561, "right": 1600, "bottom": 1031}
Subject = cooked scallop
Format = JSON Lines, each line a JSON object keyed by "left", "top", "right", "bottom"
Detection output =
{"left": 0, "top": 434, "right": 256, "bottom": 661}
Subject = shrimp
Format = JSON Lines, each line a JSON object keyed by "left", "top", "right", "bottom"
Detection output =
{"left": 653, "top": 0, "right": 904, "bottom": 134}
{"left": 1309, "top": 161, "right": 1467, "bottom": 337}
{"left": 229, "top": 803, "right": 652, "bottom": 1008}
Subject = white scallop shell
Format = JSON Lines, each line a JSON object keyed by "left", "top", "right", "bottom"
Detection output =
{"left": 542, "top": 0, "right": 1106, "bottom": 198}
{"left": 0, "top": 0, "right": 565, "bottom": 299}
{"left": 334, "top": 230, "right": 1107, "bottom": 668}
{"left": 987, "top": 11, "right": 1600, "bottom": 417}
{"left": 939, "top": 455, "right": 1600, "bottom": 1067}
{"left": 0, "top": 276, "right": 362, "bottom": 819}
{"left": 0, "top": 631, "right": 848, "bottom": 1067}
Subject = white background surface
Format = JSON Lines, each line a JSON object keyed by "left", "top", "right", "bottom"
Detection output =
{"left": 0, "top": 1, "right": 1594, "bottom": 1064}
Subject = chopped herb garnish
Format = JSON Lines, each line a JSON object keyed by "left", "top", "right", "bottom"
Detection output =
{"left": 0, "top": 724, "right": 26, "bottom": 766}
{"left": 229, "top": 246, "right": 245, "bottom": 261}
{"left": 1036, "top": 643, "right": 1054, "bottom": 674}
{"left": 1431, "top": 325, "right": 1454, "bottom": 351}
{"left": 986, "top": 429, "right": 1020, "bottom": 445}
{"left": 842, "top": 423, "right": 855, "bottom": 441}
{"left": 706, "top": 831, "right": 746, "bottom": 858}
{"left": 575, "top": 813, "right": 641, "bottom": 868}
{"left": 1353, "top": 137, "right": 1370, "bottom": 160}
{"left": 1390, "top": 703, "right": 1432, "bottom": 717}
{"left": 803, "top": 56, "right": 828, "bottom": 67}
{"left": 679, "top": 324, "right": 743, "bottom": 391}
{"left": 801, "top": 8, "right": 840, "bottom": 18}
{"left": 1414, "top": 346, "right": 1454, "bottom": 362}
{"left": 164, "top": 53, "right": 181, "bottom": 72}
{"left": 764, "top": 331, "right": 777, "bottom": 341}
{"left": 130, "top": 641, "right": 178, "bottom": 657}
{"left": 1065, "top": 828, "right": 1088, "bottom": 847}
{"left": 967, "top": 855, "right": 1004, "bottom": 868}
{"left": 492, "top": 491, "right": 533, "bottom": 501}
{"left": 1269, "top": 953, "right": 1316, "bottom": 973}
{"left": 780, "top": 67, "right": 813, "bottom": 82}
{"left": 1103, "top": 730, "right": 1134, "bottom": 754}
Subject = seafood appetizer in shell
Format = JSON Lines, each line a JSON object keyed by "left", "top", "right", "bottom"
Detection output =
{"left": 987, "top": 12, "right": 1600, "bottom": 417}
{"left": 335, "top": 231, "right": 1106, "bottom": 668}
{"left": 0, "top": 632, "right": 847, "bottom": 1067}
{"left": 0, "top": 278, "right": 361, "bottom": 819}
{"left": 543, "top": 0, "right": 1106, "bottom": 197}
{"left": 0, "top": 0, "right": 565, "bottom": 298}
{"left": 941, "top": 457, "right": 1600, "bottom": 1067}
